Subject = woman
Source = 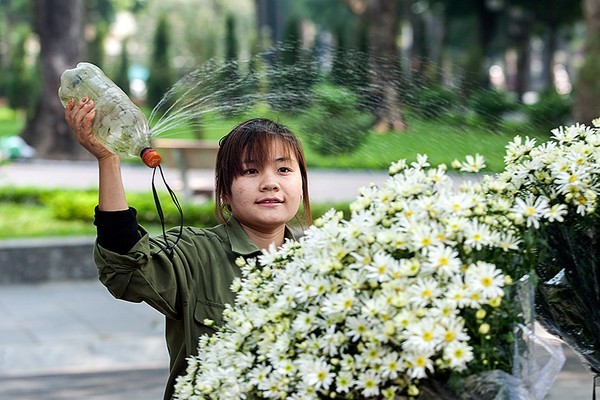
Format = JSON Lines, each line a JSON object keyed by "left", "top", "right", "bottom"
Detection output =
{"left": 65, "top": 97, "right": 312, "bottom": 399}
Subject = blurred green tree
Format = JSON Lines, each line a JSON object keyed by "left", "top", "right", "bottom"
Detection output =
{"left": 5, "top": 27, "right": 35, "bottom": 114}
{"left": 267, "top": 14, "right": 317, "bottom": 114}
{"left": 114, "top": 39, "right": 131, "bottom": 96}
{"left": 146, "top": 14, "right": 174, "bottom": 110}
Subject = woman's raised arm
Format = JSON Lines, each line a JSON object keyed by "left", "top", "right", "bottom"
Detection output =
{"left": 65, "top": 97, "right": 129, "bottom": 211}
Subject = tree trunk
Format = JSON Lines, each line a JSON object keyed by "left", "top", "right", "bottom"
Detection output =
{"left": 514, "top": 21, "right": 532, "bottom": 102}
{"left": 20, "top": 0, "right": 90, "bottom": 160}
{"left": 366, "top": 0, "right": 406, "bottom": 132}
{"left": 346, "top": 0, "right": 406, "bottom": 132}
{"left": 541, "top": 26, "right": 559, "bottom": 90}
{"left": 573, "top": 0, "right": 600, "bottom": 124}
{"left": 461, "top": 0, "right": 498, "bottom": 95}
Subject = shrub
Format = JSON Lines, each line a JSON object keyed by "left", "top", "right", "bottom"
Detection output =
{"left": 413, "top": 85, "right": 459, "bottom": 119}
{"left": 0, "top": 186, "right": 352, "bottom": 237}
{"left": 46, "top": 191, "right": 97, "bottom": 221}
{"left": 44, "top": 190, "right": 219, "bottom": 228}
{"left": 524, "top": 90, "right": 572, "bottom": 132}
{"left": 146, "top": 14, "right": 174, "bottom": 110}
{"left": 300, "top": 83, "right": 374, "bottom": 156}
{"left": 0, "top": 186, "right": 58, "bottom": 204}
{"left": 468, "top": 89, "right": 517, "bottom": 127}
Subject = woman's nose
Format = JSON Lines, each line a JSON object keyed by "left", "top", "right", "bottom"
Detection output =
{"left": 260, "top": 172, "right": 280, "bottom": 191}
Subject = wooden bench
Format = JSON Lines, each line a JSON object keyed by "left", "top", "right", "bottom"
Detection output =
{"left": 153, "top": 139, "right": 220, "bottom": 201}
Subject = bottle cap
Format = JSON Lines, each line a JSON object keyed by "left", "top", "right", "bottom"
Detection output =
{"left": 141, "top": 148, "right": 162, "bottom": 168}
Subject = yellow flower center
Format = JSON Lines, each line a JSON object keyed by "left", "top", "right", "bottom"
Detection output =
{"left": 415, "top": 356, "right": 427, "bottom": 367}
{"left": 569, "top": 174, "right": 577, "bottom": 183}
{"left": 526, "top": 206, "right": 535, "bottom": 216}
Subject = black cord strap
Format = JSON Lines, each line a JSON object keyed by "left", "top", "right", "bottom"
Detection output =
{"left": 151, "top": 164, "right": 184, "bottom": 257}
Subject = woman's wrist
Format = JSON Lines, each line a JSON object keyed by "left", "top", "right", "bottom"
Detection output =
{"left": 97, "top": 154, "right": 129, "bottom": 211}
{"left": 97, "top": 152, "right": 120, "bottom": 167}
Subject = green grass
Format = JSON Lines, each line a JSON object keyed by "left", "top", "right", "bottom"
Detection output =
{"left": 0, "top": 203, "right": 95, "bottom": 238}
{"left": 298, "top": 118, "right": 537, "bottom": 172}
{"left": 153, "top": 108, "right": 548, "bottom": 173}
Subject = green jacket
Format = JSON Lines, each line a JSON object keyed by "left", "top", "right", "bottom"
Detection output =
{"left": 94, "top": 218, "right": 296, "bottom": 400}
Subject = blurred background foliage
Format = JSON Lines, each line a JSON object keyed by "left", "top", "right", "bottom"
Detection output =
{"left": 1, "top": 0, "right": 597, "bottom": 236}
{"left": 0, "top": 0, "right": 593, "bottom": 162}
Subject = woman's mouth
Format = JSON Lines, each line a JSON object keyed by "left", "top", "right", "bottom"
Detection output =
{"left": 256, "top": 197, "right": 283, "bottom": 204}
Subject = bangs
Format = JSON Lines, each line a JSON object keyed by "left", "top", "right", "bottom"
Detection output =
{"left": 240, "top": 135, "right": 294, "bottom": 170}
{"left": 219, "top": 118, "right": 300, "bottom": 174}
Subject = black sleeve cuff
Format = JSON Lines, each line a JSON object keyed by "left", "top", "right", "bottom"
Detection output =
{"left": 94, "top": 206, "right": 142, "bottom": 254}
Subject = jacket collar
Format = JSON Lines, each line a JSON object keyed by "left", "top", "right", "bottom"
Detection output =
{"left": 226, "top": 217, "right": 297, "bottom": 256}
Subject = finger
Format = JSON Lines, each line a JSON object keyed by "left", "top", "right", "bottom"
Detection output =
{"left": 81, "top": 109, "right": 96, "bottom": 132}
{"left": 64, "top": 99, "right": 76, "bottom": 124}
{"left": 72, "top": 99, "right": 95, "bottom": 129}
{"left": 67, "top": 107, "right": 83, "bottom": 130}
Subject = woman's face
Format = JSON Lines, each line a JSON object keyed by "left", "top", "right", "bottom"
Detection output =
{"left": 226, "top": 140, "right": 303, "bottom": 234}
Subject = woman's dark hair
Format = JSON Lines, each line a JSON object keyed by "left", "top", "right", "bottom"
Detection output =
{"left": 215, "top": 118, "right": 312, "bottom": 226}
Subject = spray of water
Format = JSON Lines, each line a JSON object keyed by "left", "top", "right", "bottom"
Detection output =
{"left": 146, "top": 44, "right": 397, "bottom": 139}
{"left": 143, "top": 43, "right": 563, "bottom": 171}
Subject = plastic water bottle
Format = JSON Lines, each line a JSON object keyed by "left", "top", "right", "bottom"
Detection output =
{"left": 58, "top": 62, "right": 161, "bottom": 168}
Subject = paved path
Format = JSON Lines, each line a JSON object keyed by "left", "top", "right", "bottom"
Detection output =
{"left": 0, "top": 160, "right": 596, "bottom": 398}
{"left": 0, "top": 159, "right": 393, "bottom": 203}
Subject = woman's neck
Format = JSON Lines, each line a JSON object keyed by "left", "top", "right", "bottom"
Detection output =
{"left": 242, "top": 224, "right": 286, "bottom": 250}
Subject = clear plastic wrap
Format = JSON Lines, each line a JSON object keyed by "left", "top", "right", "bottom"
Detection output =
{"left": 413, "top": 276, "right": 565, "bottom": 400}
{"left": 535, "top": 223, "right": 600, "bottom": 375}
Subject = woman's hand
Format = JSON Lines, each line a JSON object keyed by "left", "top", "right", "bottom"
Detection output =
{"left": 65, "top": 97, "right": 114, "bottom": 161}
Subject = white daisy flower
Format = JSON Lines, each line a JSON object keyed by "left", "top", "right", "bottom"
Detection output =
{"left": 465, "top": 261, "right": 505, "bottom": 299}
{"left": 403, "top": 348, "right": 435, "bottom": 379}
{"left": 462, "top": 154, "right": 486, "bottom": 172}
{"left": 356, "top": 369, "right": 381, "bottom": 398}
{"left": 443, "top": 340, "right": 474, "bottom": 370}
{"left": 511, "top": 194, "right": 550, "bottom": 228}
{"left": 403, "top": 317, "right": 444, "bottom": 353}
{"left": 298, "top": 357, "right": 334, "bottom": 391}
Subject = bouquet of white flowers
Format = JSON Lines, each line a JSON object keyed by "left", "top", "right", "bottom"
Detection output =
{"left": 173, "top": 146, "right": 568, "bottom": 399}
{"left": 494, "top": 122, "right": 600, "bottom": 376}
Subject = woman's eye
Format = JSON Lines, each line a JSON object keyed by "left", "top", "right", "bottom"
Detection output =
{"left": 244, "top": 168, "right": 258, "bottom": 175}
{"left": 279, "top": 167, "right": 292, "bottom": 173}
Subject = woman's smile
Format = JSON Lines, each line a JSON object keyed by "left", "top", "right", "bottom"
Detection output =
{"left": 256, "top": 197, "right": 284, "bottom": 205}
